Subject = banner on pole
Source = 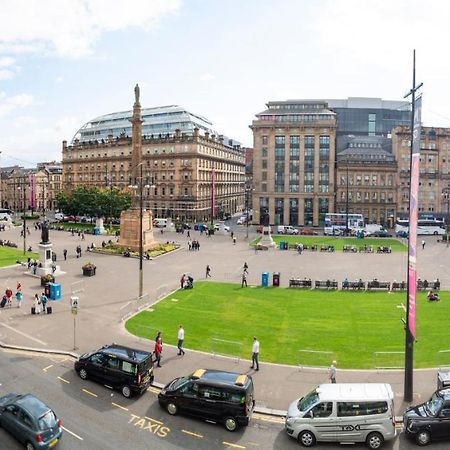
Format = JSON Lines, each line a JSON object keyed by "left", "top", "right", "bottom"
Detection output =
{"left": 408, "top": 95, "right": 422, "bottom": 339}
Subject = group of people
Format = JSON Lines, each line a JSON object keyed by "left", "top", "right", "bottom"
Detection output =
{"left": 33, "top": 292, "right": 50, "bottom": 314}
{"left": 152, "top": 326, "right": 186, "bottom": 368}
{"left": 187, "top": 240, "right": 200, "bottom": 251}
{"left": 0, "top": 283, "right": 22, "bottom": 308}
{"left": 180, "top": 274, "right": 194, "bottom": 289}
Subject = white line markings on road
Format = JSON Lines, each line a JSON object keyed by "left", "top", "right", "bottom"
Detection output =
{"left": 182, "top": 429, "right": 204, "bottom": 438}
{"left": 57, "top": 376, "right": 70, "bottom": 384}
{"left": 112, "top": 402, "right": 129, "bottom": 411}
{"left": 42, "top": 364, "right": 53, "bottom": 372}
{"left": 145, "top": 416, "right": 163, "bottom": 425}
{"left": 0, "top": 321, "right": 47, "bottom": 345}
{"left": 223, "top": 442, "right": 246, "bottom": 449}
{"left": 82, "top": 388, "right": 98, "bottom": 397}
{"left": 62, "top": 426, "right": 84, "bottom": 441}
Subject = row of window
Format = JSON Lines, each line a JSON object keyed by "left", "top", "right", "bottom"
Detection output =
{"left": 262, "top": 135, "right": 330, "bottom": 145}
{"left": 339, "top": 174, "right": 394, "bottom": 186}
{"left": 340, "top": 191, "right": 394, "bottom": 202}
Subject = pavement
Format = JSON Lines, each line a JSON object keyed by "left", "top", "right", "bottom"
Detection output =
{"left": 0, "top": 221, "right": 448, "bottom": 418}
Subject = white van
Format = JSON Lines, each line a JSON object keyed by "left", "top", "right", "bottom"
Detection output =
{"left": 153, "top": 218, "right": 167, "bottom": 228}
{"left": 277, "top": 225, "right": 299, "bottom": 235}
{"left": 285, "top": 383, "right": 396, "bottom": 449}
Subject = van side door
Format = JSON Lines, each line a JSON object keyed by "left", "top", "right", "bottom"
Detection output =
{"left": 307, "top": 402, "right": 335, "bottom": 442}
{"left": 336, "top": 402, "right": 369, "bottom": 442}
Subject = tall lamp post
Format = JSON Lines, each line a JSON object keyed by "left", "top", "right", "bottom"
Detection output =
{"left": 17, "top": 183, "right": 27, "bottom": 255}
{"left": 245, "top": 185, "right": 254, "bottom": 239}
{"left": 442, "top": 187, "right": 450, "bottom": 248}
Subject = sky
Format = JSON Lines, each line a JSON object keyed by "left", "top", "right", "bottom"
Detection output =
{"left": 1, "top": 0, "right": 450, "bottom": 167}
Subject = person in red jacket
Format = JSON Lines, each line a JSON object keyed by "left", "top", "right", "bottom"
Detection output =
{"left": 154, "top": 337, "right": 162, "bottom": 368}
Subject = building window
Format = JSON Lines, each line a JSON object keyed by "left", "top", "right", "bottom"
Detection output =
{"left": 259, "top": 197, "right": 269, "bottom": 225}
{"left": 368, "top": 113, "right": 376, "bottom": 136}
{"left": 262, "top": 160, "right": 267, "bottom": 169}
{"left": 319, "top": 198, "right": 329, "bottom": 224}
{"left": 275, "top": 198, "right": 284, "bottom": 225}
{"left": 262, "top": 136, "right": 268, "bottom": 145}
{"left": 289, "top": 198, "right": 299, "bottom": 226}
{"left": 262, "top": 148, "right": 268, "bottom": 157}
{"left": 304, "top": 198, "right": 313, "bottom": 226}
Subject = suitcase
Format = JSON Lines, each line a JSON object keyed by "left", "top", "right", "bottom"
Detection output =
{"left": 31, "top": 307, "right": 36, "bottom": 315}
{"left": 46, "top": 306, "right": 52, "bottom": 315}
{"left": 0, "top": 297, "right": 7, "bottom": 308}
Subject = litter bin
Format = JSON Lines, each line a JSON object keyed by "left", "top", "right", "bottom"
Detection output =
{"left": 44, "top": 283, "right": 51, "bottom": 297}
{"left": 261, "top": 272, "right": 269, "bottom": 287}
{"left": 437, "top": 370, "right": 450, "bottom": 390}
{"left": 284, "top": 242, "right": 289, "bottom": 250}
{"left": 49, "top": 282, "right": 61, "bottom": 301}
{"left": 279, "top": 241, "right": 285, "bottom": 250}
{"left": 273, "top": 272, "right": 280, "bottom": 287}
{"left": 94, "top": 227, "right": 101, "bottom": 236}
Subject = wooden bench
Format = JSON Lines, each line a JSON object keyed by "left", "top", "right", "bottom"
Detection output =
{"left": 289, "top": 278, "right": 312, "bottom": 288}
{"left": 314, "top": 280, "right": 338, "bottom": 289}
{"left": 367, "top": 281, "right": 391, "bottom": 291}
{"left": 417, "top": 280, "right": 440, "bottom": 291}
{"left": 391, "top": 281, "right": 407, "bottom": 291}
{"left": 350, "top": 281, "right": 366, "bottom": 290}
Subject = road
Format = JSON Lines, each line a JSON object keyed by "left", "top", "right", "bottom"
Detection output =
{"left": 1, "top": 349, "right": 449, "bottom": 450}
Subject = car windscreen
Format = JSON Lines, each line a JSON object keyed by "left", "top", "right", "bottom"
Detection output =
{"left": 426, "top": 392, "right": 443, "bottom": 416}
{"left": 297, "top": 390, "right": 319, "bottom": 412}
{"left": 171, "top": 376, "right": 190, "bottom": 390}
{"left": 38, "top": 410, "right": 57, "bottom": 430}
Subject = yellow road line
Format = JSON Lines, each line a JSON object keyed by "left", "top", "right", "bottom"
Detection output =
{"left": 112, "top": 402, "right": 129, "bottom": 411}
{"left": 223, "top": 442, "right": 246, "bottom": 449}
{"left": 82, "top": 388, "right": 98, "bottom": 398}
{"left": 42, "top": 364, "right": 53, "bottom": 372}
{"left": 145, "top": 416, "right": 163, "bottom": 425}
{"left": 253, "top": 413, "right": 284, "bottom": 424}
{"left": 57, "top": 376, "right": 70, "bottom": 384}
{"left": 147, "top": 387, "right": 160, "bottom": 394}
{"left": 182, "top": 429, "right": 204, "bottom": 438}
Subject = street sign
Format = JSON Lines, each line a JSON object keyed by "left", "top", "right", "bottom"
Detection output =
{"left": 71, "top": 307, "right": 77, "bottom": 316}
{"left": 70, "top": 296, "right": 79, "bottom": 308}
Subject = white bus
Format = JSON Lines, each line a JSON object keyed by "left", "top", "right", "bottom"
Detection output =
{"left": 324, "top": 213, "right": 364, "bottom": 235}
{"left": 0, "top": 208, "right": 12, "bottom": 220}
{"left": 395, "top": 218, "right": 446, "bottom": 236}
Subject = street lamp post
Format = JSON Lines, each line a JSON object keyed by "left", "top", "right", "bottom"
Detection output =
{"left": 245, "top": 185, "right": 254, "bottom": 240}
{"left": 18, "top": 184, "right": 27, "bottom": 255}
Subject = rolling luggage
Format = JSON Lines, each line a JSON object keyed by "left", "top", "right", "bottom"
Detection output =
{"left": 0, "top": 297, "right": 7, "bottom": 308}
{"left": 46, "top": 306, "right": 52, "bottom": 315}
{"left": 31, "top": 307, "right": 36, "bottom": 315}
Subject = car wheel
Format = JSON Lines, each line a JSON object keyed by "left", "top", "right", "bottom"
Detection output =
{"left": 415, "top": 430, "right": 431, "bottom": 446}
{"left": 26, "top": 442, "right": 35, "bottom": 450}
{"left": 366, "top": 431, "right": 384, "bottom": 449}
{"left": 121, "top": 385, "right": 132, "bottom": 398}
{"left": 298, "top": 430, "right": 316, "bottom": 447}
{"left": 78, "top": 368, "right": 88, "bottom": 380}
{"left": 167, "top": 402, "right": 178, "bottom": 415}
{"left": 225, "top": 417, "right": 238, "bottom": 432}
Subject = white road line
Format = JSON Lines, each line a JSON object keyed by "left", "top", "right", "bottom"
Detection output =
{"left": 57, "top": 376, "right": 70, "bottom": 384}
{"left": 111, "top": 402, "right": 129, "bottom": 411}
{"left": 0, "top": 321, "right": 47, "bottom": 345}
{"left": 223, "top": 442, "right": 246, "bottom": 449}
{"left": 42, "top": 364, "right": 53, "bottom": 372}
{"left": 62, "top": 425, "right": 84, "bottom": 440}
{"left": 82, "top": 388, "right": 98, "bottom": 397}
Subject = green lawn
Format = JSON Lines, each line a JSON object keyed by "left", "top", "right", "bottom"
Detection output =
{"left": 253, "top": 235, "right": 406, "bottom": 252}
{"left": 126, "top": 281, "right": 446, "bottom": 369}
{"left": 0, "top": 247, "right": 38, "bottom": 267}
{"left": 51, "top": 222, "right": 119, "bottom": 233}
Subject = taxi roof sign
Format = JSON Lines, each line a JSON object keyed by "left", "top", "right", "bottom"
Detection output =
{"left": 192, "top": 369, "right": 205, "bottom": 379}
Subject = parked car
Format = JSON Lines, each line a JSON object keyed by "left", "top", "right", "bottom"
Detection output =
{"left": 214, "top": 223, "right": 230, "bottom": 232}
{"left": 67, "top": 215, "right": 78, "bottom": 222}
{"left": 0, "top": 393, "right": 62, "bottom": 449}
{"left": 74, "top": 343, "right": 154, "bottom": 398}
{"left": 396, "top": 230, "right": 408, "bottom": 238}
{"left": 299, "top": 228, "right": 319, "bottom": 236}
{"left": 277, "top": 225, "right": 299, "bottom": 235}
{"left": 256, "top": 225, "right": 273, "bottom": 234}
{"left": 237, "top": 217, "right": 247, "bottom": 225}
{"left": 194, "top": 223, "right": 207, "bottom": 231}
{"left": 404, "top": 387, "right": 450, "bottom": 446}
{"left": 159, "top": 369, "right": 254, "bottom": 432}
{"left": 371, "top": 230, "right": 392, "bottom": 238}
{"left": 54, "top": 213, "right": 64, "bottom": 222}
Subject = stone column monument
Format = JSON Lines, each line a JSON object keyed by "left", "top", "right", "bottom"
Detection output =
{"left": 259, "top": 209, "right": 275, "bottom": 248}
{"left": 117, "top": 84, "right": 159, "bottom": 251}
{"left": 31, "top": 221, "right": 63, "bottom": 276}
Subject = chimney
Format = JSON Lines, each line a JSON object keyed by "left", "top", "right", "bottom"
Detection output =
{"left": 204, "top": 131, "right": 210, "bottom": 140}
{"left": 193, "top": 127, "right": 199, "bottom": 138}
{"left": 175, "top": 129, "right": 181, "bottom": 139}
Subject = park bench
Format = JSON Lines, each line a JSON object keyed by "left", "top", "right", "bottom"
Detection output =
{"left": 367, "top": 280, "right": 391, "bottom": 291}
{"left": 314, "top": 280, "right": 338, "bottom": 290}
{"left": 376, "top": 246, "right": 392, "bottom": 254}
{"left": 417, "top": 280, "right": 440, "bottom": 291}
{"left": 289, "top": 278, "right": 312, "bottom": 288}
{"left": 391, "top": 281, "right": 407, "bottom": 291}
{"left": 350, "top": 281, "right": 366, "bottom": 290}
{"left": 359, "top": 245, "right": 374, "bottom": 253}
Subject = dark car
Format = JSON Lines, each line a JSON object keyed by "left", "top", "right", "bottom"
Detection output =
{"left": 299, "top": 228, "right": 319, "bottom": 236}
{"left": 404, "top": 387, "right": 450, "bottom": 446}
{"left": 159, "top": 369, "right": 254, "bottom": 432}
{"left": 0, "top": 393, "right": 62, "bottom": 449}
{"left": 396, "top": 230, "right": 408, "bottom": 238}
{"left": 74, "top": 343, "right": 154, "bottom": 398}
{"left": 223, "top": 213, "right": 232, "bottom": 221}
{"left": 371, "top": 230, "right": 392, "bottom": 237}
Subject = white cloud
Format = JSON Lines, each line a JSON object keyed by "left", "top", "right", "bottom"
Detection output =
{"left": 0, "top": 57, "right": 15, "bottom": 68}
{"left": 200, "top": 72, "right": 216, "bottom": 82}
{"left": 0, "top": 92, "right": 34, "bottom": 117}
{"left": 0, "top": 69, "right": 15, "bottom": 80}
{"left": 0, "top": 0, "right": 182, "bottom": 58}
{"left": 55, "top": 76, "right": 63, "bottom": 83}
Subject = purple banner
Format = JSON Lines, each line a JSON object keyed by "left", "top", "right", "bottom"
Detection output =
{"left": 408, "top": 95, "right": 422, "bottom": 339}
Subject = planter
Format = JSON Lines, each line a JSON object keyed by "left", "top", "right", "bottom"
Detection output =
{"left": 41, "top": 275, "right": 55, "bottom": 287}
{"left": 82, "top": 267, "right": 96, "bottom": 277}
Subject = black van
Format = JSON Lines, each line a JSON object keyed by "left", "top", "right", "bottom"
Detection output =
{"left": 158, "top": 369, "right": 254, "bottom": 431}
{"left": 74, "top": 344, "right": 154, "bottom": 398}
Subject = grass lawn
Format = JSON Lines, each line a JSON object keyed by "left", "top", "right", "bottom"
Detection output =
{"left": 126, "top": 281, "right": 446, "bottom": 369}
{"left": 252, "top": 235, "right": 406, "bottom": 252}
{"left": 0, "top": 247, "right": 38, "bottom": 267}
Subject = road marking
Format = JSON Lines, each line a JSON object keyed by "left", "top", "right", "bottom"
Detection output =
{"left": 253, "top": 413, "right": 284, "bottom": 424}
{"left": 57, "top": 376, "right": 70, "bottom": 384}
{"left": 112, "top": 402, "right": 129, "bottom": 411}
{"left": 147, "top": 387, "right": 160, "bottom": 394}
{"left": 145, "top": 416, "right": 163, "bottom": 425}
{"left": 82, "top": 388, "right": 98, "bottom": 398}
{"left": 0, "top": 321, "right": 47, "bottom": 345}
{"left": 182, "top": 429, "right": 204, "bottom": 438}
{"left": 223, "top": 442, "right": 246, "bottom": 449}
{"left": 246, "top": 443, "right": 259, "bottom": 447}
{"left": 42, "top": 364, "right": 53, "bottom": 372}
{"left": 62, "top": 426, "right": 83, "bottom": 440}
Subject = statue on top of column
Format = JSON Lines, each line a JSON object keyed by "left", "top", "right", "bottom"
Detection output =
{"left": 134, "top": 84, "right": 140, "bottom": 103}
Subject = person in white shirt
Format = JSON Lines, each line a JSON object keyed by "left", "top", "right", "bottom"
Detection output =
{"left": 177, "top": 325, "right": 185, "bottom": 356}
{"left": 329, "top": 360, "right": 337, "bottom": 383}
{"left": 250, "top": 336, "right": 260, "bottom": 371}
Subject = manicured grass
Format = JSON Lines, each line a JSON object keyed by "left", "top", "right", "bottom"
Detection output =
{"left": 0, "top": 247, "right": 38, "bottom": 267}
{"left": 253, "top": 235, "right": 406, "bottom": 252}
{"left": 50, "top": 222, "right": 119, "bottom": 233}
{"left": 126, "top": 281, "right": 447, "bottom": 369}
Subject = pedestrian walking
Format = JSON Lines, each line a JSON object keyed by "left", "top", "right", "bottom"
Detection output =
{"left": 40, "top": 292, "right": 48, "bottom": 313}
{"left": 421, "top": 239, "right": 426, "bottom": 250}
{"left": 177, "top": 325, "right": 185, "bottom": 356}
{"left": 5, "top": 287, "right": 13, "bottom": 308}
{"left": 250, "top": 336, "right": 259, "bottom": 371}
{"left": 34, "top": 293, "right": 42, "bottom": 314}
{"left": 15, "top": 289, "right": 23, "bottom": 307}
{"left": 241, "top": 272, "right": 247, "bottom": 288}
{"left": 231, "top": 231, "right": 234, "bottom": 240}
{"left": 180, "top": 274, "right": 186, "bottom": 289}
{"left": 188, "top": 240, "right": 191, "bottom": 251}
{"left": 329, "top": 360, "right": 337, "bottom": 383}
{"left": 81, "top": 232, "right": 85, "bottom": 241}
{"left": 187, "top": 230, "right": 190, "bottom": 238}
{"left": 233, "top": 237, "right": 236, "bottom": 245}
{"left": 63, "top": 249, "right": 67, "bottom": 260}
{"left": 243, "top": 262, "right": 249, "bottom": 274}
{"left": 206, "top": 264, "right": 211, "bottom": 278}
{"left": 154, "top": 337, "right": 162, "bottom": 367}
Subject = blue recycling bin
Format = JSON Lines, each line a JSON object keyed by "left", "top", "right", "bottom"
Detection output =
{"left": 261, "top": 272, "right": 269, "bottom": 287}
{"left": 279, "top": 240, "right": 285, "bottom": 250}
{"left": 94, "top": 227, "right": 101, "bottom": 235}
{"left": 49, "top": 282, "right": 61, "bottom": 301}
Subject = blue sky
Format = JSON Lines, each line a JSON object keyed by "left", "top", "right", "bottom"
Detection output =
{"left": 1, "top": 0, "right": 450, "bottom": 167}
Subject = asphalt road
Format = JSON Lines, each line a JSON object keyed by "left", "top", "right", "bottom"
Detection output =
{"left": 1, "top": 348, "right": 450, "bottom": 450}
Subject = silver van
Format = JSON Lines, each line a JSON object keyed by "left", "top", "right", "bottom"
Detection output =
{"left": 285, "top": 383, "right": 396, "bottom": 449}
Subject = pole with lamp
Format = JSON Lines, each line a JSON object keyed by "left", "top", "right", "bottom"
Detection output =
{"left": 245, "top": 184, "right": 254, "bottom": 240}
{"left": 443, "top": 187, "right": 450, "bottom": 248}
{"left": 17, "top": 182, "right": 27, "bottom": 255}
